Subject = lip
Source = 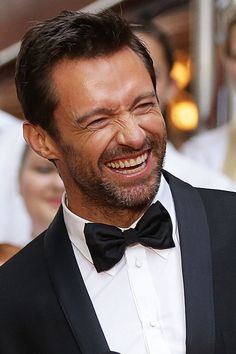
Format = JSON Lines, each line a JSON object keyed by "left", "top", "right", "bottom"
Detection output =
{"left": 105, "top": 149, "right": 153, "bottom": 180}
{"left": 46, "top": 198, "right": 62, "bottom": 208}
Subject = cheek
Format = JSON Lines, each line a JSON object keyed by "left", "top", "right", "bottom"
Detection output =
{"left": 77, "top": 128, "right": 116, "bottom": 161}
{"left": 20, "top": 174, "right": 44, "bottom": 203}
{"left": 141, "top": 113, "right": 166, "bottom": 136}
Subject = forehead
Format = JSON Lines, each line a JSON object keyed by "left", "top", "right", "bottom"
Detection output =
{"left": 51, "top": 47, "right": 154, "bottom": 110}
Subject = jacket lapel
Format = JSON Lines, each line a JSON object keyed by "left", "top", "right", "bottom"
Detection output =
{"left": 164, "top": 171, "right": 215, "bottom": 354}
{"left": 43, "top": 207, "right": 111, "bottom": 354}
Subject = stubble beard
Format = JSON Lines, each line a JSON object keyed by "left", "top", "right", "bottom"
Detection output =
{"left": 60, "top": 136, "right": 166, "bottom": 210}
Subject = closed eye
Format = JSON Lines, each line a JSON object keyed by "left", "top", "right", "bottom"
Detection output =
{"left": 133, "top": 102, "right": 156, "bottom": 115}
{"left": 86, "top": 117, "right": 109, "bottom": 129}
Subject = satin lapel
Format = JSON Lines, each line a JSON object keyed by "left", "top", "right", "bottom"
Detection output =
{"left": 163, "top": 171, "right": 215, "bottom": 354}
{"left": 44, "top": 207, "right": 110, "bottom": 354}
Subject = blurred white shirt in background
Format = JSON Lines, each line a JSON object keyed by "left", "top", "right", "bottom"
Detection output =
{"left": 165, "top": 142, "right": 236, "bottom": 191}
{"left": 0, "top": 110, "right": 31, "bottom": 246}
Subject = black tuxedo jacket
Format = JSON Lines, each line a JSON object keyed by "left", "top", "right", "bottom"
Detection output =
{"left": 1, "top": 171, "right": 236, "bottom": 354}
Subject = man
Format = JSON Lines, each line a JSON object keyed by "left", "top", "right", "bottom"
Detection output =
{"left": 181, "top": 14, "right": 236, "bottom": 183}
{"left": 0, "top": 10, "right": 236, "bottom": 354}
{"left": 133, "top": 21, "right": 236, "bottom": 191}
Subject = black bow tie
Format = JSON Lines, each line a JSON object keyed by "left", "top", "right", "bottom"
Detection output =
{"left": 84, "top": 201, "right": 175, "bottom": 273}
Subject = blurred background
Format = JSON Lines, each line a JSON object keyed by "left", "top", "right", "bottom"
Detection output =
{"left": 1, "top": 0, "right": 236, "bottom": 146}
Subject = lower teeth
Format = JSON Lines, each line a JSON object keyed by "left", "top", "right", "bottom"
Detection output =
{"left": 113, "top": 162, "right": 146, "bottom": 174}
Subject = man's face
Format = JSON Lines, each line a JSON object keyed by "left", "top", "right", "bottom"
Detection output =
{"left": 50, "top": 47, "right": 166, "bottom": 214}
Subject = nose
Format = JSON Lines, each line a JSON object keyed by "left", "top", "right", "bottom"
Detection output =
{"left": 116, "top": 115, "right": 146, "bottom": 150}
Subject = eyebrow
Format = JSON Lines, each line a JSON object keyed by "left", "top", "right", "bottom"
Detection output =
{"left": 76, "top": 91, "right": 157, "bottom": 124}
{"left": 130, "top": 91, "right": 157, "bottom": 110}
{"left": 76, "top": 107, "right": 116, "bottom": 124}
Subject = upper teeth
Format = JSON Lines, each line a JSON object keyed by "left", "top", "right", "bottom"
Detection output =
{"left": 106, "top": 152, "right": 148, "bottom": 169}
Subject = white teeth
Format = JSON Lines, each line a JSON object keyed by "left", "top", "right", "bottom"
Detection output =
{"left": 130, "top": 159, "right": 136, "bottom": 167}
{"left": 106, "top": 152, "right": 148, "bottom": 170}
{"left": 136, "top": 156, "right": 142, "bottom": 165}
{"left": 118, "top": 163, "right": 146, "bottom": 174}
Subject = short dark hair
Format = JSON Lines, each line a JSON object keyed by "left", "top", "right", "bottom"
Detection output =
{"left": 132, "top": 21, "right": 174, "bottom": 73}
{"left": 15, "top": 10, "right": 156, "bottom": 137}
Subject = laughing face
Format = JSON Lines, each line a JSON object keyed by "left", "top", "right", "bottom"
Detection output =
{"left": 43, "top": 47, "right": 167, "bottom": 222}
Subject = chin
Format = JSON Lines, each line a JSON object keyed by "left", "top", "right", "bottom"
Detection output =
{"left": 103, "top": 175, "right": 160, "bottom": 209}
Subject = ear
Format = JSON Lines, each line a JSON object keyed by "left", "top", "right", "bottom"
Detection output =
{"left": 23, "top": 122, "right": 60, "bottom": 160}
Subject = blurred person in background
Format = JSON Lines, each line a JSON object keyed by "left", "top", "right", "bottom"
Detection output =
{"left": 133, "top": 21, "right": 236, "bottom": 190}
{"left": 0, "top": 109, "right": 64, "bottom": 245}
{"left": 0, "top": 142, "right": 63, "bottom": 257}
{"left": 0, "top": 109, "right": 31, "bottom": 245}
{"left": 133, "top": 22, "right": 178, "bottom": 116}
{"left": 19, "top": 144, "right": 65, "bottom": 239}
{"left": 180, "top": 14, "right": 236, "bottom": 183}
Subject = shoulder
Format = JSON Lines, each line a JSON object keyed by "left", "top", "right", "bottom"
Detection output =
{"left": 197, "top": 187, "right": 236, "bottom": 209}
{"left": 0, "top": 231, "right": 57, "bottom": 328}
{"left": 197, "top": 188, "right": 236, "bottom": 243}
{"left": 197, "top": 189, "right": 236, "bottom": 312}
{"left": 197, "top": 187, "right": 236, "bottom": 218}
{"left": 0, "top": 233, "right": 47, "bottom": 294}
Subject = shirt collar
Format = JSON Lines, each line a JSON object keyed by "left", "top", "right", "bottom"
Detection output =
{"left": 63, "top": 173, "right": 178, "bottom": 274}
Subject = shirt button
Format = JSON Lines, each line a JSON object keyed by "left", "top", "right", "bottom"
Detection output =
{"left": 135, "top": 258, "right": 142, "bottom": 268}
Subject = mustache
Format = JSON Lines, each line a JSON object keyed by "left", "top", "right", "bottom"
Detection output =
{"left": 99, "top": 136, "right": 155, "bottom": 163}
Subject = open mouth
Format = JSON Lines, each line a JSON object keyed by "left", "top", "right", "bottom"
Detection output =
{"left": 105, "top": 151, "right": 149, "bottom": 175}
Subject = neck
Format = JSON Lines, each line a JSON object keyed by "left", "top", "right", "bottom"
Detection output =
{"left": 31, "top": 223, "right": 45, "bottom": 239}
{"left": 67, "top": 199, "right": 151, "bottom": 228}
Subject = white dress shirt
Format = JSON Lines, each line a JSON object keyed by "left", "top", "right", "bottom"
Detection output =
{"left": 0, "top": 110, "right": 31, "bottom": 245}
{"left": 62, "top": 174, "right": 186, "bottom": 354}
